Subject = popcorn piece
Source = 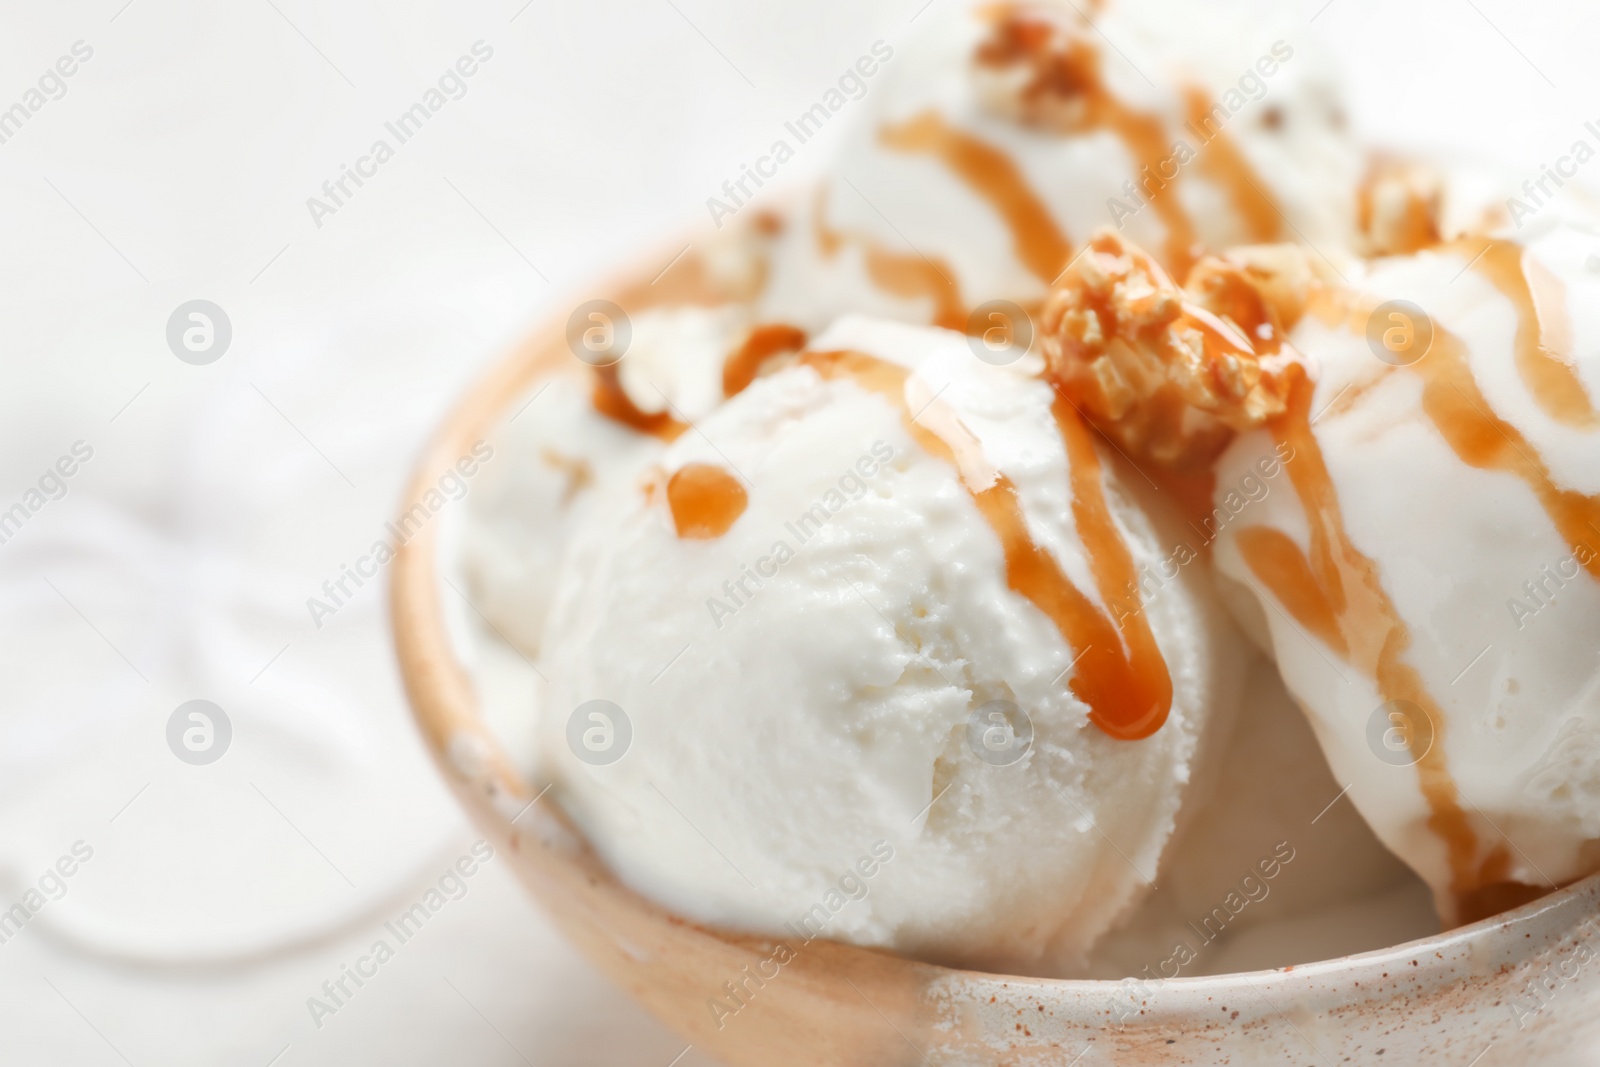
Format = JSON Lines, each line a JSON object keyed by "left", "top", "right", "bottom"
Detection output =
{"left": 1041, "top": 230, "right": 1304, "bottom": 469}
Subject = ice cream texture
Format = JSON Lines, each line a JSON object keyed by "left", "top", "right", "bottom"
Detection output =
{"left": 1042, "top": 217, "right": 1600, "bottom": 925}
{"left": 467, "top": 0, "right": 1371, "bottom": 652}
{"left": 758, "top": 0, "right": 1361, "bottom": 333}
{"left": 535, "top": 317, "right": 1244, "bottom": 974}
{"left": 453, "top": 0, "right": 1589, "bottom": 978}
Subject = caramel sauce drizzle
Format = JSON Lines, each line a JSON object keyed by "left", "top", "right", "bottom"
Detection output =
{"left": 812, "top": 187, "right": 968, "bottom": 331}
{"left": 1239, "top": 246, "right": 1597, "bottom": 920}
{"left": 880, "top": 111, "right": 1072, "bottom": 285}
{"left": 1240, "top": 370, "right": 1508, "bottom": 920}
{"left": 1183, "top": 88, "right": 1283, "bottom": 247}
{"left": 1055, "top": 395, "right": 1174, "bottom": 739}
{"left": 584, "top": 236, "right": 764, "bottom": 438}
{"left": 1233, "top": 525, "right": 1347, "bottom": 656}
{"left": 1137, "top": 458, "right": 1220, "bottom": 544}
{"left": 864, "top": 248, "right": 969, "bottom": 331}
{"left": 591, "top": 364, "right": 688, "bottom": 442}
{"left": 1309, "top": 278, "right": 1600, "bottom": 583}
{"left": 667, "top": 463, "right": 748, "bottom": 539}
{"left": 723, "top": 324, "right": 808, "bottom": 398}
{"left": 955, "top": 5, "right": 1285, "bottom": 279}
{"left": 802, "top": 348, "right": 1172, "bottom": 740}
{"left": 1412, "top": 330, "right": 1600, "bottom": 584}
{"left": 1463, "top": 237, "right": 1599, "bottom": 431}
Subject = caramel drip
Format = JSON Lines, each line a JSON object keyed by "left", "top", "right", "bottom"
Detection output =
{"left": 1183, "top": 88, "right": 1284, "bottom": 246}
{"left": 812, "top": 187, "right": 967, "bottom": 330}
{"left": 1240, "top": 370, "right": 1500, "bottom": 919}
{"left": 971, "top": 8, "right": 1288, "bottom": 277}
{"left": 1090, "top": 76, "right": 1199, "bottom": 276}
{"left": 723, "top": 324, "right": 808, "bottom": 398}
{"left": 1054, "top": 397, "right": 1174, "bottom": 739}
{"left": 880, "top": 111, "right": 1072, "bottom": 284}
{"left": 1141, "top": 458, "right": 1220, "bottom": 541}
{"left": 1309, "top": 286, "right": 1600, "bottom": 582}
{"left": 1413, "top": 328, "right": 1600, "bottom": 582}
{"left": 802, "top": 349, "right": 1172, "bottom": 740}
{"left": 591, "top": 365, "right": 688, "bottom": 442}
{"left": 581, "top": 235, "right": 765, "bottom": 438}
{"left": 862, "top": 247, "right": 968, "bottom": 331}
{"left": 1234, "top": 526, "right": 1348, "bottom": 656}
{"left": 1463, "top": 238, "right": 1598, "bottom": 430}
{"left": 666, "top": 463, "right": 747, "bottom": 539}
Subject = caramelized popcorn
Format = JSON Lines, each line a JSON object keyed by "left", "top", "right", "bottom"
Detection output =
{"left": 972, "top": 2, "right": 1102, "bottom": 132}
{"left": 1187, "top": 242, "right": 1322, "bottom": 344}
{"left": 1041, "top": 231, "right": 1306, "bottom": 469}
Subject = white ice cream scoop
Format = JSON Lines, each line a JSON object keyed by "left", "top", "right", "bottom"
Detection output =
{"left": 462, "top": 298, "right": 768, "bottom": 656}
{"left": 401, "top": 280, "right": 1600, "bottom": 1067}
{"left": 533, "top": 316, "right": 1243, "bottom": 976}
{"left": 1038, "top": 210, "right": 1600, "bottom": 926}
{"left": 1208, "top": 216, "right": 1600, "bottom": 924}
{"left": 758, "top": 0, "right": 1362, "bottom": 334}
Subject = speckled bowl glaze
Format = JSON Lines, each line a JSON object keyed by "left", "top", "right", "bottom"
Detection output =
{"left": 392, "top": 247, "right": 1600, "bottom": 1066}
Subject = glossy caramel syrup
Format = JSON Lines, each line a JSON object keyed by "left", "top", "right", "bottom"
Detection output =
{"left": 591, "top": 363, "right": 688, "bottom": 442}
{"left": 802, "top": 349, "right": 1172, "bottom": 740}
{"left": 880, "top": 111, "right": 1072, "bottom": 285}
{"left": 956, "top": 5, "right": 1284, "bottom": 278}
{"left": 812, "top": 187, "right": 968, "bottom": 331}
{"left": 1310, "top": 262, "right": 1600, "bottom": 583}
{"left": 667, "top": 463, "right": 748, "bottom": 540}
{"left": 1238, "top": 245, "right": 1597, "bottom": 920}
{"left": 723, "top": 324, "right": 809, "bottom": 398}
{"left": 1465, "top": 237, "right": 1598, "bottom": 431}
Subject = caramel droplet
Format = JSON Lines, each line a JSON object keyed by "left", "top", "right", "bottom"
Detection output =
{"left": 667, "top": 463, "right": 748, "bottom": 540}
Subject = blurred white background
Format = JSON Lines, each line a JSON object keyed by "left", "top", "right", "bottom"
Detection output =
{"left": 0, "top": 0, "right": 1595, "bottom": 1063}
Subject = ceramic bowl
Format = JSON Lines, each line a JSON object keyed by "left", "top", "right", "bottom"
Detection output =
{"left": 391, "top": 247, "right": 1600, "bottom": 1066}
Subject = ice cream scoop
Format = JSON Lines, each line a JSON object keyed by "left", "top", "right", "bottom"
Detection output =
{"left": 1041, "top": 217, "right": 1600, "bottom": 925}
{"left": 401, "top": 274, "right": 1600, "bottom": 1067}
{"left": 471, "top": 0, "right": 1366, "bottom": 656}
{"left": 758, "top": 0, "right": 1361, "bottom": 334}
{"left": 534, "top": 316, "right": 1243, "bottom": 975}
{"left": 463, "top": 289, "right": 777, "bottom": 654}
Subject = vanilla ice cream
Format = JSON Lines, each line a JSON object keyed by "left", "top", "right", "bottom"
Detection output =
{"left": 1041, "top": 216, "right": 1600, "bottom": 925}
{"left": 463, "top": 301, "right": 766, "bottom": 655}
{"left": 473, "top": 0, "right": 1365, "bottom": 654}
{"left": 758, "top": 0, "right": 1361, "bottom": 334}
{"left": 532, "top": 316, "right": 1242, "bottom": 975}
{"left": 1210, "top": 216, "right": 1600, "bottom": 924}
